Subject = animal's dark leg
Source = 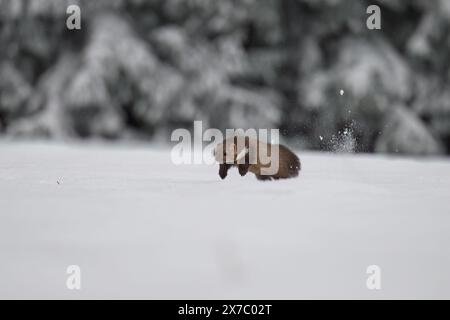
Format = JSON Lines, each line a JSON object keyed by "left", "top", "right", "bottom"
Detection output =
{"left": 238, "top": 163, "right": 249, "bottom": 176}
{"left": 219, "top": 164, "right": 230, "bottom": 180}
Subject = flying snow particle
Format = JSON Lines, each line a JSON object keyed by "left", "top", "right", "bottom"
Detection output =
{"left": 340, "top": 89, "right": 344, "bottom": 96}
{"left": 329, "top": 126, "right": 356, "bottom": 153}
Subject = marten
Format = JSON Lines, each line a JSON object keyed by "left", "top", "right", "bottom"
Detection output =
{"left": 213, "top": 135, "right": 301, "bottom": 181}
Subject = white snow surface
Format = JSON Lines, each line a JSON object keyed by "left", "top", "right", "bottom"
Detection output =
{"left": 1, "top": 142, "right": 450, "bottom": 299}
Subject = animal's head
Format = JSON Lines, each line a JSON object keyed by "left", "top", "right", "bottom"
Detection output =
{"left": 213, "top": 136, "right": 249, "bottom": 164}
{"left": 213, "top": 140, "right": 236, "bottom": 164}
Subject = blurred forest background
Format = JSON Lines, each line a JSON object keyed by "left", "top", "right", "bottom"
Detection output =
{"left": 0, "top": 0, "right": 450, "bottom": 156}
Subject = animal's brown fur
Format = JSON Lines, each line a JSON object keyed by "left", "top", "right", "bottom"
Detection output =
{"left": 213, "top": 136, "right": 301, "bottom": 181}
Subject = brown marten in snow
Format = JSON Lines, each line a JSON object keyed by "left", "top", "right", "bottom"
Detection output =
{"left": 213, "top": 136, "right": 301, "bottom": 181}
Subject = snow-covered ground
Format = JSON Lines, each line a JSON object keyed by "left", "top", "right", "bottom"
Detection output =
{"left": 1, "top": 142, "right": 450, "bottom": 299}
